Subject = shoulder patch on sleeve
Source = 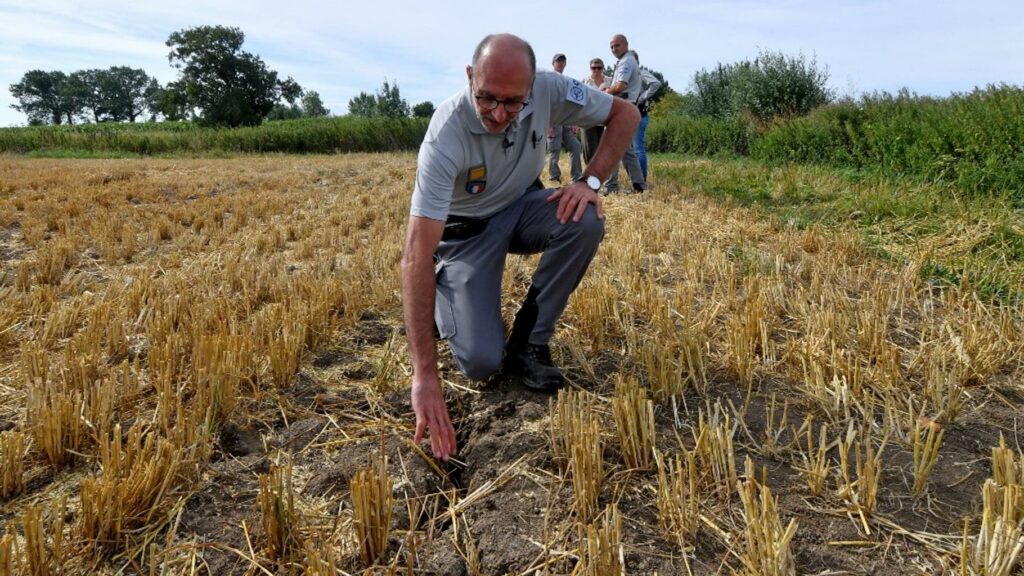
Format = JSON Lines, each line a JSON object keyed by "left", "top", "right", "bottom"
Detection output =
{"left": 565, "top": 78, "right": 587, "bottom": 106}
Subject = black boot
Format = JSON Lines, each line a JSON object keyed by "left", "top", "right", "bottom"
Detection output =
{"left": 505, "top": 343, "right": 565, "bottom": 391}
{"left": 504, "top": 286, "right": 565, "bottom": 391}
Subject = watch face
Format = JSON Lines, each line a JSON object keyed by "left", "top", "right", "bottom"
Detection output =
{"left": 586, "top": 175, "right": 601, "bottom": 190}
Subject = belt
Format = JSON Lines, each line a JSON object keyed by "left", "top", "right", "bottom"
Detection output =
{"left": 442, "top": 214, "right": 489, "bottom": 241}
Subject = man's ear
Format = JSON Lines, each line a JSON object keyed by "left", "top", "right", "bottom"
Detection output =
{"left": 466, "top": 66, "right": 473, "bottom": 82}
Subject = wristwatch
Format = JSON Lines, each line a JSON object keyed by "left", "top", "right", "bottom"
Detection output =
{"left": 580, "top": 174, "right": 601, "bottom": 191}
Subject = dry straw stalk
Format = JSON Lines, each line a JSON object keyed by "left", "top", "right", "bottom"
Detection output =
{"left": 566, "top": 399, "right": 604, "bottom": 525}
{"left": 78, "top": 424, "right": 184, "bottom": 557}
{"left": 912, "top": 415, "right": 945, "bottom": 496}
{"left": 967, "top": 480, "right": 1024, "bottom": 576}
{"left": 0, "top": 431, "right": 26, "bottom": 500}
{"left": 612, "top": 376, "right": 656, "bottom": 470}
{"left": 656, "top": 449, "right": 699, "bottom": 544}
{"left": 798, "top": 417, "right": 830, "bottom": 497}
{"left": 0, "top": 526, "right": 15, "bottom": 575}
{"left": 351, "top": 456, "right": 394, "bottom": 566}
{"left": 578, "top": 504, "right": 623, "bottom": 576}
{"left": 548, "top": 389, "right": 597, "bottom": 471}
{"left": 26, "top": 381, "right": 86, "bottom": 468}
{"left": 737, "top": 457, "right": 798, "bottom": 576}
{"left": 22, "top": 497, "right": 67, "bottom": 576}
{"left": 694, "top": 404, "right": 738, "bottom": 503}
{"left": 837, "top": 424, "right": 883, "bottom": 524}
{"left": 258, "top": 459, "right": 302, "bottom": 565}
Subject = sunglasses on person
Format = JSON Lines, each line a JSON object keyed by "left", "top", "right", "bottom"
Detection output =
{"left": 590, "top": 66, "right": 603, "bottom": 70}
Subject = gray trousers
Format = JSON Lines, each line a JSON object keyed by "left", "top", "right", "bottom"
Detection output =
{"left": 606, "top": 139, "right": 645, "bottom": 191}
{"left": 547, "top": 125, "right": 582, "bottom": 182}
{"left": 434, "top": 186, "right": 605, "bottom": 381}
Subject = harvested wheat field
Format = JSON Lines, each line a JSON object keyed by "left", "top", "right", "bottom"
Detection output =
{"left": 0, "top": 153, "right": 1021, "bottom": 575}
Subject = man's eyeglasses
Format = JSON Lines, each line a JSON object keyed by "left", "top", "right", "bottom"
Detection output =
{"left": 590, "top": 66, "right": 603, "bottom": 70}
{"left": 470, "top": 75, "right": 529, "bottom": 113}
{"left": 474, "top": 95, "right": 528, "bottom": 113}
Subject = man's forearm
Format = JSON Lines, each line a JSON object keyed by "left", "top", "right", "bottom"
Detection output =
{"left": 584, "top": 98, "right": 640, "bottom": 181}
{"left": 401, "top": 216, "right": 444, "bottom": 379}
{"left": 402, "top": 255, "right": 438, "bottom": 376}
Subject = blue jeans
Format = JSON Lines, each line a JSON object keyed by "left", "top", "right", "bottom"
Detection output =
{"left": 633, "top": 113, "right": 650, "bottom": 180}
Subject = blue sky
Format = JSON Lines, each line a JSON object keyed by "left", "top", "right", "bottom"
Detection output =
{"left": 1, "top": 0, "right": 1022, "bottom": 127}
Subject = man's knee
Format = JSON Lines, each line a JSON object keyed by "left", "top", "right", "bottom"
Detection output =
{"left": 572, "top": 208, "right": 605, "bottom": 247}
{"left": 456, "top": 345, "right": 504, "bottom": 381}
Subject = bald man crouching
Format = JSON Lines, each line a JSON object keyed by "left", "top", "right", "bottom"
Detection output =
{"left": 402, "top": 33, "right": 640, "bottom": 460}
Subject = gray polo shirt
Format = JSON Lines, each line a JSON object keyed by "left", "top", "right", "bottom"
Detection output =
{"left": 612, "top": 52, "right": 641, "bottom": 104}
{"left": 411, "top": 70, "right": 614, "bottom": 221}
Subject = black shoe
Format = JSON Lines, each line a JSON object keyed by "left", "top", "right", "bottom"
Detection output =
{"left": 632, "top": 183, "right": 646, "bottom": 193}
{"left": 504, "top": 343, "right": 565, "bottom": 391}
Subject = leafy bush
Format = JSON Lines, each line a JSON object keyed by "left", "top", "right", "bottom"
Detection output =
{"left": 650, "top": 84, "right": 1024, "bottom": 200}
{"left": 751, "top": 85, "right": 1024, "bottom": 199}
{"left": 691, "top": 50, "right": 833, "bottom": 122}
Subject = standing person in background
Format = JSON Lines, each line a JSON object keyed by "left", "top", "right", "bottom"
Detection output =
{"left": 547, "top": 53, "right": 583, "bottom": 185}
{"left": 603, "top": 34, "right": 646, "bottom": 193}
{"left": 632, "top": 50, "right": 662, "bottom": 182}
{"left": 581, "top": 57, "right": 611, "bottom": 166}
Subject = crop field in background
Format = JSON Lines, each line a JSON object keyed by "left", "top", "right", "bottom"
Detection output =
{"left": 0, "top": 153, "right": 1021, "bottom": 575}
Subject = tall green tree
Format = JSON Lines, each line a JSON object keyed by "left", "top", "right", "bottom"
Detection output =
{"left": 57, "top": 72, "right": 92, "bottom": 124}
{"left": 348, "top": 79, "right": 410, "bottom": 118}
{"left": 265, "top": 102, "right": 304, "bottom": 120}
{"left": 9, "top": 70, "right": 72, "bottom": 124}
{"left": 301, "top": 91, "right": 329, "bottom": 117}
{"left": 412, "top": 101, "right": 435, "bottom": 118}
{"left": 375, "top": 80, "right": 410, "bottom": 118}
{"left": 101, "top": 67, "right": 159, "bottom": 122}
{"left": 148, "top": 81, "right": 191, "bottom": 121}
{"left": 166, "top": 25, "right": 301, "bottom": 126}
{"left": 348, "top": 91, "right": 377, "bottom": 117}
{"left": 69, "top": 69, "right": 107, "bottom": 122}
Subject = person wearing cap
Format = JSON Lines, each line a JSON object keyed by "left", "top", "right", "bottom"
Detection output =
{"left": 546, "top": 53, "right": 583, "bottom": 185}
{"left": 581, "top": 57, "right": 611, "bottom": 166}
{"left": 403, "top": 33, "right": 640, "bottom": 461}
{"left": 603, "top": 34, "right": 646, "bottom": 193}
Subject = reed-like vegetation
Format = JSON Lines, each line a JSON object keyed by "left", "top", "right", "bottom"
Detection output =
{"left": 649, "top": 85, "right": 1024, "bottom": 200}
{"left": 0, "top": 116, "right": 428, "bottom": 155}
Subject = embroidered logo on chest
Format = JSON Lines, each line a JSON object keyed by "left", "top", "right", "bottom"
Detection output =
{"left": 466, "top": 164, "right": 487, "bottom": 195}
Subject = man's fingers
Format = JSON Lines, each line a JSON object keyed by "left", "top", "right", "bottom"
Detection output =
{"left": 558, "top": 193, "right": 574, "bottom": 224}
{"left": 436, "top": 410, "right": 455, "bottom": 459}
{"left": 431, "top": 431, "right": 444, "bottom": 460}
{"left": 427, "top": 410, "right": 456, "bottom": 460}
{"left": 414, "top": 418, "right": 426, "bottom": 445}
{"left": 546, "top": 187, "right": 564, "bottom": 203}
{"left": 443, "top": 414, "right": 457, "bottom": 457}
{"left": 573, "top": 196, "right": 589, "bottom": 222}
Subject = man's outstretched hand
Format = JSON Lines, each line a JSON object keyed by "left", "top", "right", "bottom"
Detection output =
{"left": 411, "top": 372, "right": 457, "bottom": 460}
